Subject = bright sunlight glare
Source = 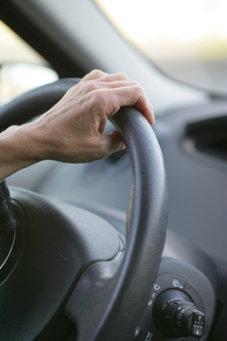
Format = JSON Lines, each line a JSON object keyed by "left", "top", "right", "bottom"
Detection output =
{"left": 95, "top": 0, "right": 227, "bottom": 43}
{"left": 95, "top": 0, "right": 227, "bottom": 94}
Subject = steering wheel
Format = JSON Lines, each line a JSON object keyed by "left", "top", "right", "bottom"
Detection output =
{"left": 0, "top": 79, "right": 168, "bottom": 341}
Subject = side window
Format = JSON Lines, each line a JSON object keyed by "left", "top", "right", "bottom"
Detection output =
{"left": 0, "top": 20, "right": 58, "bottom": 105}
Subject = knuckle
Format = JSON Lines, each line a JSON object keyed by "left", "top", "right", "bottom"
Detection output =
{"left": 95, "top": 88, "right": 106, "bottom": 98}
{"left": 134, "top": 83, "right": 144, "bottom": 94}
{"left": 91, "top": 89, "right": 105, "bottom": 105}
{"left": 84, "top": 81, "right": 99, "bottom": 92}
{"left": 111, "top": 101, "right": 120, "bottom": 114}
{"left": 66, "top": 85, "right": 76, "bottom": 96}
{"left": 117, "top": 72, "right": 129, "bottom": 81}
{"left": 90, "top": 69, "right": 104, "bottom": 78}
{"left": 132, "top": 80, "right": 141, "bottom": 88}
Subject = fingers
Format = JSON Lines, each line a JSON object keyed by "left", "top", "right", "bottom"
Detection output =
{"left": 94, "top": 72, "right": 129, "bottom": 83}
{"left": 83, "top": 80, "right": 139, "bottom": 93}
{"left": 67, "top": 78, "right": 133, "bottom": 99}
{"left": 82, "top": 69, "right": 108, "bottom": 81}
{"left": 104, "top": 85, "right": 154, "bottom": 125}
{"left": 82, "top": 70, "right": 129, "bottom": 83}
{"left": 72, "top": 70, "right": 154, "bottom": 125}
{"left": 81, "top": 71, "right": 154, "bottom": 124}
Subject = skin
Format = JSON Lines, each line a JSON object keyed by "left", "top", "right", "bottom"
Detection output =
{"left": 0, "top": 70, "right": 154, "bottom": 182}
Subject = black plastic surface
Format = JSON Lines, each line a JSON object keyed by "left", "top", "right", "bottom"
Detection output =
{"left": 154, "top": 101, "right": 227, "bottom": 303}
{"left": 0, "top": 201, "right": 25, "bottom": 285}
{"left": 159, "top": 231, "right": 217, "bottom": 341}
{"left": 153, "top": 289, "right": 204, "bottom": 338}
{"left": 0, "top": 231, "right": 15, "bottom": 269}
{"left": 64, "top": 106, "right": 168, "bottom": 341}
{"left": 0, "top": 80, "right": 168, "bottom": 340}
{"left": 185, "top": 115, "right": 227, "bottom": 161}
{"left": 0, "top": 189, "right": 120, "bottom": 340}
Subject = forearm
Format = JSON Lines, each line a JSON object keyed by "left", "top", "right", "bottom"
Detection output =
{"left": 0, "top": 124, "right": 41, "bottom": 181}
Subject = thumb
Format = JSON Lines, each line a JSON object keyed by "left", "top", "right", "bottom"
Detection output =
{"left": 99, "top": 130, "right": 125, "bottom": 158}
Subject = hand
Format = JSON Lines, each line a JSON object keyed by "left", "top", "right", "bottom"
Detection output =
{"left": 0, "top": 70, "right": 154, "bottom": 180}
{"left": 29, "top": 69, "right": 154, "bottom": 163}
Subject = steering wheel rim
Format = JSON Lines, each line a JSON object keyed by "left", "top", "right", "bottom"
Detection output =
{"left": 0, "top": 79, "right": 168, "bottom": 340}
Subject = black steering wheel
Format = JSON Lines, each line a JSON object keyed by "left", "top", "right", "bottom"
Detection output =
{"left": 0, "top": 79, "right": 168, "bottom": 341}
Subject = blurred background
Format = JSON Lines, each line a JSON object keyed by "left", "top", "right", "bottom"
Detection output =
{"left": 95, "top": 0, "right": 227, "bottom": 95}
{"left": 0, "top": 0, "right": 227, "bottom": 104}
{"left": 0, "top": 20, "right": 58, "bottom": 105}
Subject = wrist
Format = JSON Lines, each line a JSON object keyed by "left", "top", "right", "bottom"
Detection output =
{"left": 0, "top": 123, "right": 42, "bottom": 181}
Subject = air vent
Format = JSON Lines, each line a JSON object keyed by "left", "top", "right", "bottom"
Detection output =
{"left": 185, "top": 116, "right": 227, "bottom": 161}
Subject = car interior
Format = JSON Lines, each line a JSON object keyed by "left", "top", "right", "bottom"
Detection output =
{"left": 0, "top": 1, "right": 227, "bottom": 340}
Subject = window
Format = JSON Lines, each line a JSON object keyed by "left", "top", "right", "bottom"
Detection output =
{"left": 95, "top": 0, "right": 227, "bottom": 95}
{"left": 0, "top": 20, "right": 58, "bottom": 104}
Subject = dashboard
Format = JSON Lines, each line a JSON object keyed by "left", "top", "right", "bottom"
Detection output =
{"left": 6, "top": 99, "right": 227, "bottom": 340}
{"left": 29, "top": 100, "right": 227, "bottom": 290}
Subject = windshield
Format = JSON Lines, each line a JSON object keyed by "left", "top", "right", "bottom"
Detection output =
{"left": 95, "top": 0, "right": 227, "bottom": 96}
